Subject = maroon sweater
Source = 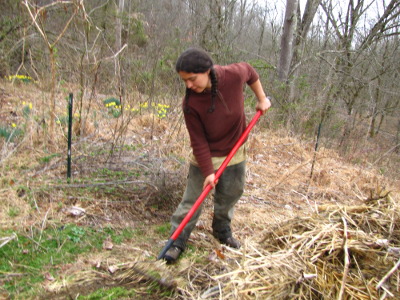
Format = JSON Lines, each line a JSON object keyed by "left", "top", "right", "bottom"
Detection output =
{"left": 183, "top": 62, "right": 259, "bottom": 177}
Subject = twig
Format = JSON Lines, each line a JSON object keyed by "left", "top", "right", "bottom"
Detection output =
{"left": 269, "top": 159, "right": 312, "bottom": 190}
{"left": 372, "top": 143, "right": 400, "bottom": 165}
{"left": 0, "top": 233, "right": 17, "bottom": 248}
{"left": 38, "top": 208, "right": 50, "bottom": 245}
{"left": 376, "top": 258, "right": 400, "bottom": 290}
{"left": 201, "top": 284, "right": 222, "bottom": 299}
{"left": 104, "top": 44, "right": 128, "bottom": 61}
{"left": 338, "top": 216, "right": 350, "bottom": 300}
{"left": 0, "top": 272, "right": 26, "bottom": 278}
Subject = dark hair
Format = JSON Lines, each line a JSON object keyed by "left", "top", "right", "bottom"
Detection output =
{"left": 176, "top": 48, "right": 218, "bottom": 113}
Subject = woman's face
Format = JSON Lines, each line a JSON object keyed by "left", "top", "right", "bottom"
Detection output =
{"left": 178, "top": 70, "right": 211, "bottom": 93}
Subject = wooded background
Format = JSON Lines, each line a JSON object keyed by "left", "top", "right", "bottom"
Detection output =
{"left": 1, "top": 0, "right": 399, "bottom": 172}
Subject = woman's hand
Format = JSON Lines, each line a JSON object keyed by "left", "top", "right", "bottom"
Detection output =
{"left": 203, "top": 173, "right": 218, "bottom": 190}
{"left": 256, "top": 96, "right": 272, "bottom": 115}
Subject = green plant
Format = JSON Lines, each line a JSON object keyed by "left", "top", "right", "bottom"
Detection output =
{"left": 39, "top": 153, "right": 61, "bottom": 164}
{"left": 77, "top": 286, "right": 137, "bottom": 299}
{"left": 155, "top": 223, "right": 170, "bottom": 235}
{"left": 0, "top": 224, "right": 135, "bottom": 297}
{"left": 0, "top": 125, "right": 23, "bottom": 141}
{"left": 7, "top": 207, "right": 20, "bottom": 217}
{"left": 55, "top": 114, "right": 70, "bottom": 125}
{"left": 6, "top": 74, "right": 33, "bottom": 83}
{"left": 103, "top": 97, "right": 121, "bottom": 107}
{"left": 103, "top": 98, "right": 122, "bottom": 118}
{"left": 67, "top": 225, "right": 86, "bottom": 243}
{"left": 152, "top": 103, "right": 170, "bottom": 119}
{"left": 22, "top": 103, "right": 32, "bottom": 118}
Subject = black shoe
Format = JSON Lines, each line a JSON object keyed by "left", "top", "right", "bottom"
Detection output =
{"left": 220, "top": 236, "right": 241, "bottom": 249}
{"left": 163, "top": 246, "right": 182, "bottom": 264}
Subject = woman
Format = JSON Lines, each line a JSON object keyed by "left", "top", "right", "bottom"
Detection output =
{"left": 164, "top": 48, "right": 271, "bottom": 263}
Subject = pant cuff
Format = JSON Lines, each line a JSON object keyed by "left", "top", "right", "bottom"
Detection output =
{"left": 172, "top": 238, "right": 186, "bottom": 251}
{"left": 212, "top": 227, "right": 232, "bottom": 240}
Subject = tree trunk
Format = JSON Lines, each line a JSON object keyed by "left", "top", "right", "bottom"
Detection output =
{"left": 396, "top": 120, "right": 400, "bottom": 154}
{"left": 49, "top": 46, "right": 56, "bottom": 142}
{"left": 278, "top": 0, "right": 298, "bottom": 82}
{"left": 115, "top": 0, "right": 125, "bottom": 51}
{"left": 257, "top": 6, "right": 267, "bottom": 56}
{"left": 289, "top": 0, "right": 321, "bottom": 102}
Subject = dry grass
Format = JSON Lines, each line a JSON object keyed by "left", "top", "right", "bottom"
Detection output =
{"left": 1, "top": 81, "right": 399, "bottom": 299}
{"left": 43, "top": 193, "right": 399, "bottom": 299}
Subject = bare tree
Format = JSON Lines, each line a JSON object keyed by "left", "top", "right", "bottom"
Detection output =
{"left": 289, "top": 0, "right": 322, "bottom": 97}
{"left": 319, "top": 0, "right": 400, "bottom": 150}
{"left": 367, "top": 38, "right": 400, "bottom": 138}
{"left": 22, "top": 0, "right": 82, "bottom": 141}
{"left": 278, "top": 0, "right": 298, "bottom": 82}
{"left": 115, "top": 0, "right": 125, "bottom": 51}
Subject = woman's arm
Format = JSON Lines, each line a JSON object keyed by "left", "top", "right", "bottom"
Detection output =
{"left": 249, "top": 79, "right": 271, "bottom": 114}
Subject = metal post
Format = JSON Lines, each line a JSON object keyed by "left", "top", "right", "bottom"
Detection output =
{"left": 67, "top": 93, "right": 73, "bottom": 181}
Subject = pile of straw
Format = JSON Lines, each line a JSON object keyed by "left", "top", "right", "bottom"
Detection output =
{"left": 188, "top": 193, "right": 399, "bottom": 299}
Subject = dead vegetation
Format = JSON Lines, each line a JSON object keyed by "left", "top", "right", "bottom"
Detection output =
{"left": 1, "top": 81, "right": 399, "bottom": 299}
{"left": 42, "top": 192, "right": 399, "bottom": 299}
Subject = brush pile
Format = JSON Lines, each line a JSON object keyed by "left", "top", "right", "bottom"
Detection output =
{"left": 186, "top": 193, "right": 399, "bottom": 299}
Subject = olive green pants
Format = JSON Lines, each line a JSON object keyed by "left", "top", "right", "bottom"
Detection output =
{"left": 170, "top": 161, "right": 246, "bottom": 250}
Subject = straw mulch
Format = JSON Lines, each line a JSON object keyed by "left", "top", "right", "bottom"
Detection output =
{"left": 185, "top": 193, "right": 399, "bottom": 299}
{"left": 44, "top": 192, "right": 399, "bottom": 299}
{"left": 43, "top": 258, "right": 178, "bottom": 299}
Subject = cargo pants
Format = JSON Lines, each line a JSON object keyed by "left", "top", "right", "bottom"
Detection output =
{"left": 170, "top": 160, "right": 246, "bottom": 251}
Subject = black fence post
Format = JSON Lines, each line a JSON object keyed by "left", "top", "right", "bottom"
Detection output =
{"left": 67, "top": 93, "right": 73, "bottom": 181}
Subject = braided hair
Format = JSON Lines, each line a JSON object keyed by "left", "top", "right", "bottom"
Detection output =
{"left": 175, "top": 48, "right": 218, "bottom": 113}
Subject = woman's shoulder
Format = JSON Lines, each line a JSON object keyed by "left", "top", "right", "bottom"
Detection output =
{"left": 217, "top": 62, "right": 257, "bottom": 84}
{"left": 222, "top": 62, "right": 253, "bottom": 70}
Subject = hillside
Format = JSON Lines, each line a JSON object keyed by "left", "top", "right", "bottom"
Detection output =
{"left": 0, "top": 81, "right": 399, "bottom": 299}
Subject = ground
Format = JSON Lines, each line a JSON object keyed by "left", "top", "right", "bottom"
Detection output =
{"left": 0, "top": 81, "right": 399, "bottom": 299}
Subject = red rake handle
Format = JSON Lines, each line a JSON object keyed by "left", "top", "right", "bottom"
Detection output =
{"left": 158, "top": 110, "right": 262, "bottom": 260}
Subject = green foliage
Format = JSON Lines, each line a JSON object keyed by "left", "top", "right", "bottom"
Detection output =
{"left": 155, "top": 223, "right": 170, "bottom": 235}
{"left": 22, "top": 104, "right": 31, "bottom": 118}
{"left": 103, "top": 98, "right": 122, "bottom": 118}
{"left": 296, "top": 74, "right": 310, "bottom": 91}
{"left": 39, "top": 153, "right": 61, "bottom": 164}
{"left": 103, "top": 98, "right": 121, "bottom": 107}
{"left": 0, "top": 225, "right": 134, "bottom": 297}
{"left": 6, "top": 75, "right": 33, "bottom": 83}
{"left": 67, "top": 225, "right": 86, "bottom": 243}
{"left": 94, "top": 167, "right": 140, "bottom": 180}
{"left": 7, "top": 206, "right": 20, "bottom": 217}
{"left": 248, "top": 59, "right": 275, "bottom": 71}
{"left": 102, "top": 226, "right": 135, "bottom": 244}
{"left": 56, "top": 114, "right": 70, "bottom": 125}
{"left": 77, "top": 286, "right": 137, "bottom": 300}
{"left": 152, "top": 103, "right": 170, "bottom": 119}
{"left": 0, "top": 125, "right": 23, "bottom": 141}
{"left": 130, "top": 18, "right": 148, "bottom": 47}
